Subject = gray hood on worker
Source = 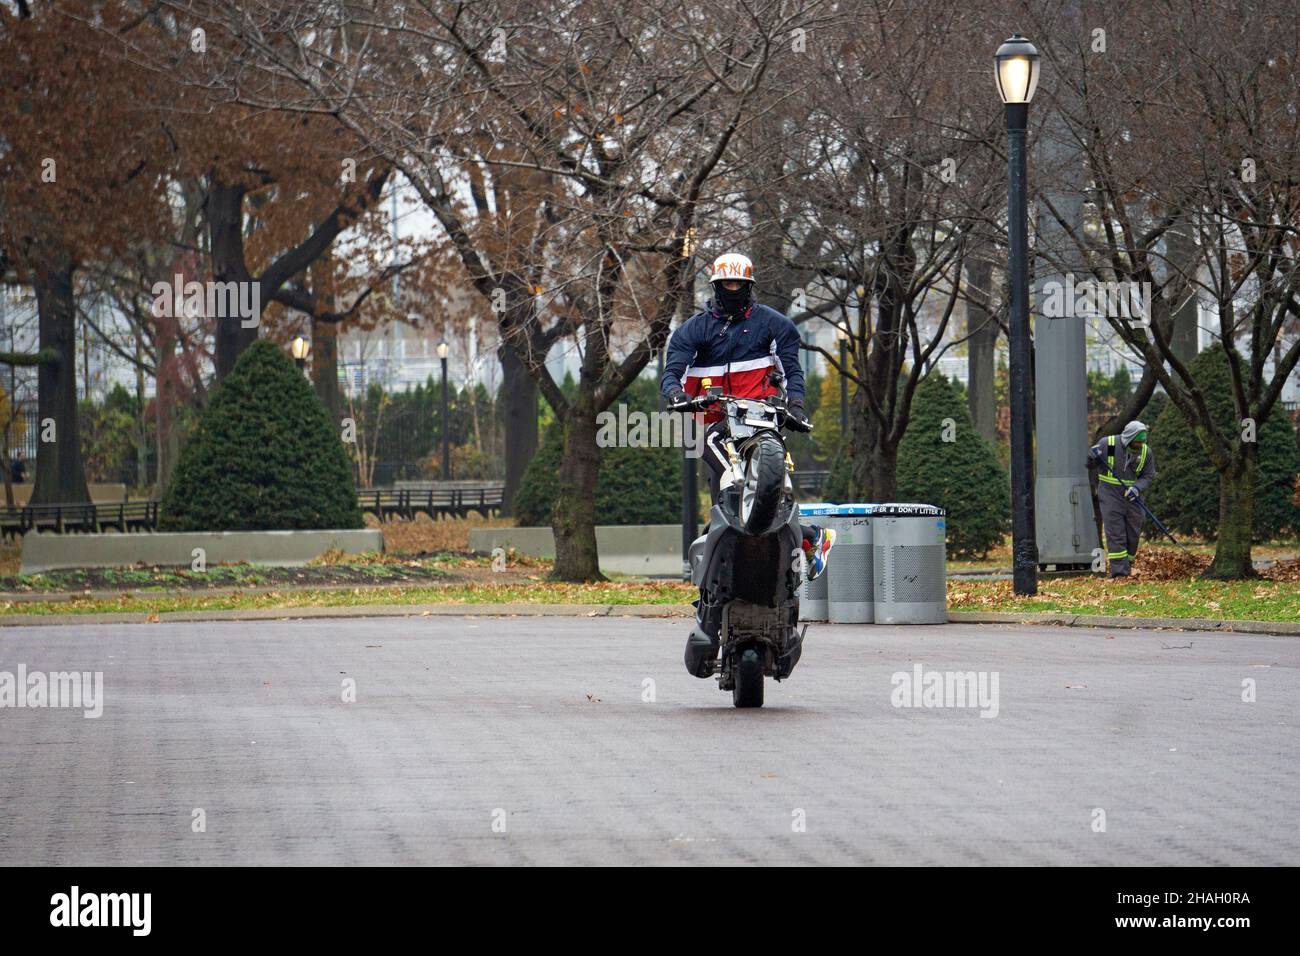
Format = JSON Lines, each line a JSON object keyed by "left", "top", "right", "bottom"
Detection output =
{"left": 1121, "top": 420, "right": 1148, "bottom": 445}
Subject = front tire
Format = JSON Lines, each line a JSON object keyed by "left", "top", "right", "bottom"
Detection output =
{"left": 739, "top": 435, "right": 786, "bottom": 535}
{"left": 732, "top": 645, "right": 764, "bottom": 708}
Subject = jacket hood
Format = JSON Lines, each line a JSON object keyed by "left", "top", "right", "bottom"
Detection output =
{"left": 1121, "top": 420, "right": 1148, "bottom": 445}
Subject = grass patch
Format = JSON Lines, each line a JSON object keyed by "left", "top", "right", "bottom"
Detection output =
{"left": 0, "top": 554, "right": 466, "bottom": 594}
{"left": 948, "top": 577, "right": 1300, "bottom": 623}
{"left": 0, "top": 580, "right": 697, "bottom": 617}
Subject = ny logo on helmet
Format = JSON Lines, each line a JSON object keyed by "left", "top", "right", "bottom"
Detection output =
{"left": 709, "top": 253, "right": 754, "bottom": 282}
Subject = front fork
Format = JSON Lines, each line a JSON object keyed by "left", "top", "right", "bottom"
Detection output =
{"left": 718, "top": 436, "right": 798, "bottom": 496}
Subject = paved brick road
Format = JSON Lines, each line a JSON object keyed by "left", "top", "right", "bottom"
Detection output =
{"left": 1, "top": 616, "right": 1295, "bottom": 865}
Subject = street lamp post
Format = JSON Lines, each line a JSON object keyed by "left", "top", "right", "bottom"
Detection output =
{"left": 437, "top": 341, "right": 450, "bottom": 481}
{"left": 996, "top": 33, "right": 1041, "bottom": 596}
{"left": 837, "top": 327, "right": 849, "bottom": 433}
{"left": 290, "top": 335, "right": 309, "bottom": 373}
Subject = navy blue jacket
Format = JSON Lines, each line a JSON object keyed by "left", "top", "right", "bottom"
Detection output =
{"left": 659, "top": 300, "right": 806, "bottom": 404}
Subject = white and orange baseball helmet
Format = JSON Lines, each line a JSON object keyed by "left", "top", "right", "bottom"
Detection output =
{"left": 708, "top": 252, "right": 755, "bottom": 285}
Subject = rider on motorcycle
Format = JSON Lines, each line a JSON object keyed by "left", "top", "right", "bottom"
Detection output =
{"left": 660, "top": 252, "right": 836, "bottom": 577}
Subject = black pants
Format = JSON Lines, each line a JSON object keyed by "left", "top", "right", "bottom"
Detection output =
{"left": 701, "top": 421, "right": 815, "bottom": 545}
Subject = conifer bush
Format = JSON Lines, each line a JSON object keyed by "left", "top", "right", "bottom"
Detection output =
{"left": 1145, "top": 345, "right": 1300, "bottom": 541}
{"left": 513, "top": 379, "right": 680, "bottom": 526}
{"left": 161, "top": 339, "right": 362, "bottom": 531}
{"left": 895, "top": 374, "right": 1010, "bottom": 557}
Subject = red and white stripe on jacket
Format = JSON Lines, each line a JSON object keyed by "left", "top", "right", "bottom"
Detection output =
{"left": 681, "top": 352, "right": 782, "bottom": 401}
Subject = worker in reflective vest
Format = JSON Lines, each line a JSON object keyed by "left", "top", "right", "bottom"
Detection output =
{"left": 1086, "top": 420, "right": 1157, "bottom": 577}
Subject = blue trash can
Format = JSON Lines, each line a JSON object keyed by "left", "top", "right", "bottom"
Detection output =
{"left": 828, "top": 503, "right": 875, "bottom": 623}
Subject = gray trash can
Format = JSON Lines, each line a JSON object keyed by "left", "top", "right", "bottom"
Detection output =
{"left": 872, "top": 503, "right": 947, "bottom": 624}
{"left": 827, "top": 503, "right": 875, "bottom": 623}
{"left": 797, "top": 502, "right": 837, "bottom": 622}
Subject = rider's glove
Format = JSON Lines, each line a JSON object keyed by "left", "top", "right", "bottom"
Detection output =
{"left": 1087, "top": 447, "right": 1104, "bottom": 465}
{"left": 1124, "top": 486, "right": 1140, "bottom": 501}
{"left": 666, "top": 387, "right": 691, "bottom": 411}
{"left": 785, "top": 398, "right": 812, "bottom": 432}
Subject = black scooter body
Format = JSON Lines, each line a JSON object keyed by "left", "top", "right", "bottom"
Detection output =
{"left": 685, "top": 503, "right": 804, "bottom": 683}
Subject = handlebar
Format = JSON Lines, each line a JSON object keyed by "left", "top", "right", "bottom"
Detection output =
{"left": 669, "top": 391, "right": 812, "bottom": 432}
{"left": 671, "top": 391, "right": 764, "bottom": 411}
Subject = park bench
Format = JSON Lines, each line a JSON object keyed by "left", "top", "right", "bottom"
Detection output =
{"left": 0, "top": 499, "right": 162, "bottom": 540}
{"left": 0, "top": 483, "right": 504, "bottom": 539}
{"left": 356, "top": 482, "right": 504, "bottom": 522}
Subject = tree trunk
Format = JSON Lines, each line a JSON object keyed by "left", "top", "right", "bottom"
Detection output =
{"left": 1205, "top": 456, "right": 1257, "bottom": 579}
{"left": 155, "top": 317, "right": 179, "bottom": 493}
{"left": 551, "top": 405, "right": 604, "bottom": 581}
{"left": 1166, "top": 216, "right": 1199, "bottom": 366}
{"left": 869, "top": 441, "right": 899, "bottom": 502}
{"left": 2, "top": 432, "right": 13, "bottom": 508}
{"left": 851, "top": 280, "right": 905, "bottom": 502}
{"left": 849, "top": 386, "right": 899, "bottom": 502}
{"left": 499, "top": 339, "right": 538, "bottom": 515}
{"left": 134, "top": 337, "right": 147, "bottom": 490}
{"left": 965, "top": 257, "right": 998, "bottom": 444}
{"left": 208, "top": 181, "right": 259, "bottom": 380}
{"left": 311, "top": 315, "right": 343, "bottom": 428}
{"left": 5, "top": 354, "right": 16, "bottom": 507}
{"left": 31, "top": 257, "right": 90, "bottom": 504}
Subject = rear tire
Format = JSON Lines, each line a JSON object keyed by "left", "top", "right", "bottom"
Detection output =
{"left": 732, "top": 645, "right": 764, "bottom": 708}
{"left": 739, "top": 436, "right": 786, "bottom": 535}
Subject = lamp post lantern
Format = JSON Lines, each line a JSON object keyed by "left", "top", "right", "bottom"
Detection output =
{"left": 436, "top": 341, "right": 450, "bottom": 481}
{"left": 290, "top": 335, "right": 309, "bottom": 372}
{"left": 997, "top": 33, "right": 1041, "bottom": 596}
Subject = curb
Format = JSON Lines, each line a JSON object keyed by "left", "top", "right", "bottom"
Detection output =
{"left": 946, "top": 610, "right": 1300, "bottom": 636}
{"left": 0, "top": 603, "right": 698, "bottom": 628}
{"left": 0, "top": 582, "right": 439, "bottom": 604}
{"left": 0, "top": 602, "right": 1295, "bottom": 634}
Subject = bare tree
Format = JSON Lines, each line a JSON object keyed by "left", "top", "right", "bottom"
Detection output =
{"left": 165, "top": 0, "right": 832, "bottom": 579}
{"left": 771, "top": 1, "right": 1007, "bottom": 498}
{"left": 1030, "top": 0, "right": 1300, "bottom": 578}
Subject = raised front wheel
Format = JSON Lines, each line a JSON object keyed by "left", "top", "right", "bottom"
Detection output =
{"left": 739, "top": 435, "right": 786, "bottom": 535}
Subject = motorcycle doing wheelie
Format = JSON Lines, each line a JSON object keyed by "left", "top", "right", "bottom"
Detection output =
{"left": 677, "top": 378, "right": 812, "bottom": 708}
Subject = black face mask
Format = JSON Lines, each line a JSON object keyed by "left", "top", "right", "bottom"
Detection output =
{"left": 714, "top": 283, "right": 751, "bottom": 318}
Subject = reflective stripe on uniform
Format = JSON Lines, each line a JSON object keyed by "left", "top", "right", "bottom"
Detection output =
{"left": 1107, "top": 550, "right": 1128, "bottom": 558}
{"left": 1098, "top": 434, "right": 1147, "bottom": 486}
{"left": 1099, "top": 436, "right": 1121, "bottom": 483}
